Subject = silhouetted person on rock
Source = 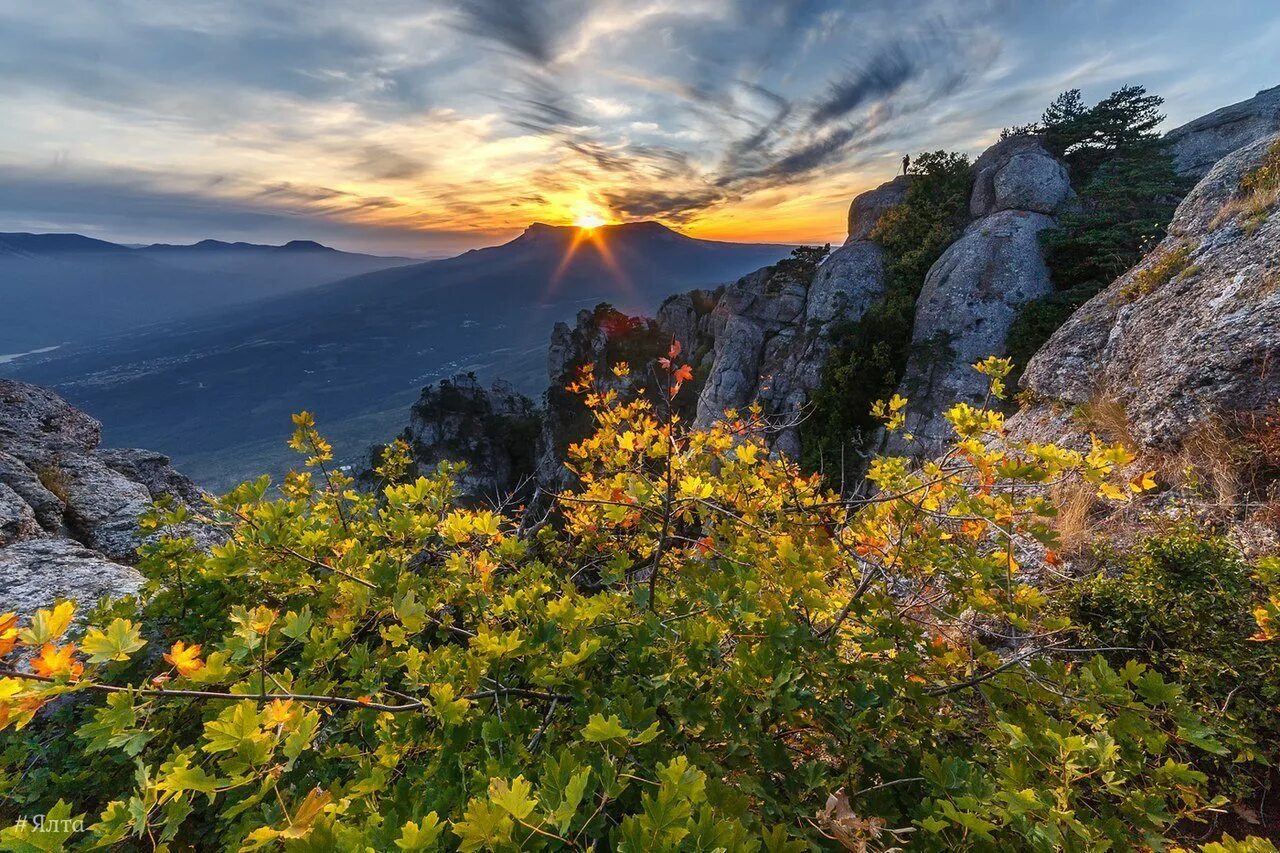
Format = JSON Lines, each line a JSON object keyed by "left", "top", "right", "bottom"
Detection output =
{"left": 902, "top": 154, "right": 910, "bottom": 175}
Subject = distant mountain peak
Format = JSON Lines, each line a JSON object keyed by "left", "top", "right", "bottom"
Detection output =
{"left": 518, "top": 221, "right": 685, "bottom": 245}
{"left": 280, "top": 239, "right": 333, "bottom": 252}
{"left": 0, "top": 232, "right": 129, "bottom": 255}
{"left": 153, "top": 238, "right": 336, "bottom": 252}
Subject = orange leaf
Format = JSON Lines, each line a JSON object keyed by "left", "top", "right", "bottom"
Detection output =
{"left": 31, "top": 643, "right": 83, "bottom": 680}
{"left": 668, "top": 339, "right": 682, "bottom": 359}
{"left": 673, "top": 364, "right": 694, "bottom": 384}
{"left": 164, "top": 641, "right": 204, "bottom": 677}
{"left": 0, "top": 612, "right": 17, "bottom": 658}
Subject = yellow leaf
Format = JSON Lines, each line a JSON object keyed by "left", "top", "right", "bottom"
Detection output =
{"left": 0, "top": 613, "right": 17, "bottom": 657}
{"left": 19, "top": 601, "right": 75, "bottom": 645}
{"left": 1097, "top": 482, "right": 1129, "bottom": 502}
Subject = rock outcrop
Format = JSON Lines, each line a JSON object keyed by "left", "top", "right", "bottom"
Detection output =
{"left": 1013, "top": 132, "right": 1280, "bottom": 451}
{"left": 389, "top": 375, "right": 539, "bottom": 503}
{"left": 970, "top": 135, "right": 1072, "bottom": 217}
{"left": 888, "top": 137, "right": 1068, "bottom": 455}
{"left": 693, "top": 178, "right": 907, "bottom": 456}
{"left": 536, "top": 306, "right": 675, "bottom": 498}
{"left": 1164, "top": 85, "right": 1280, "bottom": 178}
{"left": 0, "top": 380, "right": 210, "bottom": 617}
{"left": 848, "top": 175, "right": 910, "bottom": 241}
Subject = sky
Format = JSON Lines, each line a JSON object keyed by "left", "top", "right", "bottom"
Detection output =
{"left": 0, "top": 0, "right": 1277, "bottom": 257}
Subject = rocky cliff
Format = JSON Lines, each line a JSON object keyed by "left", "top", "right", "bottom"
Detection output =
{"left": 886, "top": 137, "right": 1071, "bottom": 455}
{"left": 379, "top": 85, "right": 1280, "bottom": 511}
{"left": 385, "top": 375, "right": 539, "bottom": 503}
{"left": 1013, "top": 132, "right": 1280, "bottom": 451}
{"left": 692, "top": 178, "right": 907, "bottom": 457}
{"left": 1164, "top": 84, "right": 1280, "bottom": 178}
{"left": 0, "top": 380, "right": 212, "bottom": 617}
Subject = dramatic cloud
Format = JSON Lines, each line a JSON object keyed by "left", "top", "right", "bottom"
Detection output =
{"left": 0, "top": 0, "right": 1275, "bottom": 254}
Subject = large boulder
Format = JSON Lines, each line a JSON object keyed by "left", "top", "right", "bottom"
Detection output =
{"left": 1015, "top": 132, "right": 1280, "bottom": 450}
{"left": 0, "top": 539, "right": 143, "bottom": 618}
{"left": 885, "top": 132, "right": 1071, "bottom": 458}
{"left": 847, "top": 175, "right": 911, "bottom": 242}
{"left": 970, "top": 135, "right": 1071, "bottom": 217}
{"left": 0, "top": 379, "right": 101, "bottom": 465}
{"left": 44, "top": 454, "right": 153, "bottom": 561}
{"left": 1164, "top": 85, "right": 1280, "bottom": 178}
{"left": 887, "top": 210, "right": 1057, "bottom": 454}
{"left": 96, "top": 447, "right": 207, "bottom": 507}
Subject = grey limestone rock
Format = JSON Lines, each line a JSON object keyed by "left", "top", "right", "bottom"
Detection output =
{"left": 888, "top": 210, "right": 1057, "bottom": 455}
{"left": 1013, "top": 132, "right": 1280, "bottom": 451}
{"left": 1164, "top": 85, "right": 1280, "bottom": 178}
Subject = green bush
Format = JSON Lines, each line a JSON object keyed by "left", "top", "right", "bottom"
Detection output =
{"left": 1063, "top": 530, "right": 1280, "bottom": 812}
{"left": 2, "top": 376, "right": 1266, "bottom": 849}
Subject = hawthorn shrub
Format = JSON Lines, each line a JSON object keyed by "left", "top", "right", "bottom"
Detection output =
{"left": 0, "top": 356, "right": 1275, "bottom": 850}
{"left": 1063, "top": 532, "right": 1280, "bottom": 826}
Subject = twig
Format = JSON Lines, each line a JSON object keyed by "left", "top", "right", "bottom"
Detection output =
{"left": 0, "top": 669, "right": 569, "bottom": 713}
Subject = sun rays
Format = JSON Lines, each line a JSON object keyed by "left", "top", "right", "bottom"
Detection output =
{"left": 547, "top": 219, "right": 631, "bottom": 302}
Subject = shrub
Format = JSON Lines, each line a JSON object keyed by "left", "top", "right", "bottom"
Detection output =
{"left": 1213, "top": 138, "right": 1280, "bottom": 235}
{"left": 2, "top": 358, "right": 1271, "bottom": 849}
{"left": 763, "top": 245, "right": 830, "bottom": 296}
{"left": 1063, "top": 531, "right": 1280, "bottom": 822}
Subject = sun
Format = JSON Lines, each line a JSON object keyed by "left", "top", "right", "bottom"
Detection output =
{"left": 575, "top": 213, "right": 607, "bottom": 230}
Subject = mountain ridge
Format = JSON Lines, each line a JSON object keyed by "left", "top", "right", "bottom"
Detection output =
{"left": 1, "top": 221, "right": 795, "bottom": 489}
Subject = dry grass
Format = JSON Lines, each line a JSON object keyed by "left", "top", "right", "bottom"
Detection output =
{"left": 1118, "top": 242, "right": 1197, "bottom": 303}
{"left": 1158, "top": 419, "right": 1243, "bottom": 513}
{"left": 1210, "top": 138, "right": 1280, "bottom": 233}
{"left": 1078, "top": 395, "right": 1138, "bottom": 453}
{"left": 1051, "top": 480, "right": 1099, "bottom": 554}
{"left": 36, "top": 465, "right": 71, "bottom": 504}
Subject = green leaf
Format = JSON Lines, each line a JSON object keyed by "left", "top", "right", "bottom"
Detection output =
{"left": 582, "top": 713, "right": 630, "bottom": 743}
{"left": 202, "top": 701, "right": 262, "bottom": 754}
{"left": 550, "top": 767, "right": 591, "bottom": 833}
{"left": 281, "top": 606, "right": 314, "bottom": 640}
{"left": 395, "top": 590, "right": 427, "bottom": 633}
{"left": 396, "top": 813, "right": 443, "bottom": 851}
{"left": 158, "top": 752, "right": 223, "bottom": 798}
{"left": 488, "top": 775, "right": 538, "bottom": 821}
{"left": 631, "top": 721, "right": 661, "bottom": 745}
{"left": 81, "top": 618, "right": 147, "bottom": 664}
{"left": 453, "top": 799, "right": 513, "bottom": 853}
{"left": 0, "top": 799, "right": 84, "bottom": 852}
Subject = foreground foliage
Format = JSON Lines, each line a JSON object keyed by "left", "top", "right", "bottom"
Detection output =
{"left": 1, "top": 357, "right": 1276, "bottom": 851}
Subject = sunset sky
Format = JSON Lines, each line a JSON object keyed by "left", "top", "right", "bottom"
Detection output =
{"left": 0, "top": 0, "right": 1277, "bottom": 256}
